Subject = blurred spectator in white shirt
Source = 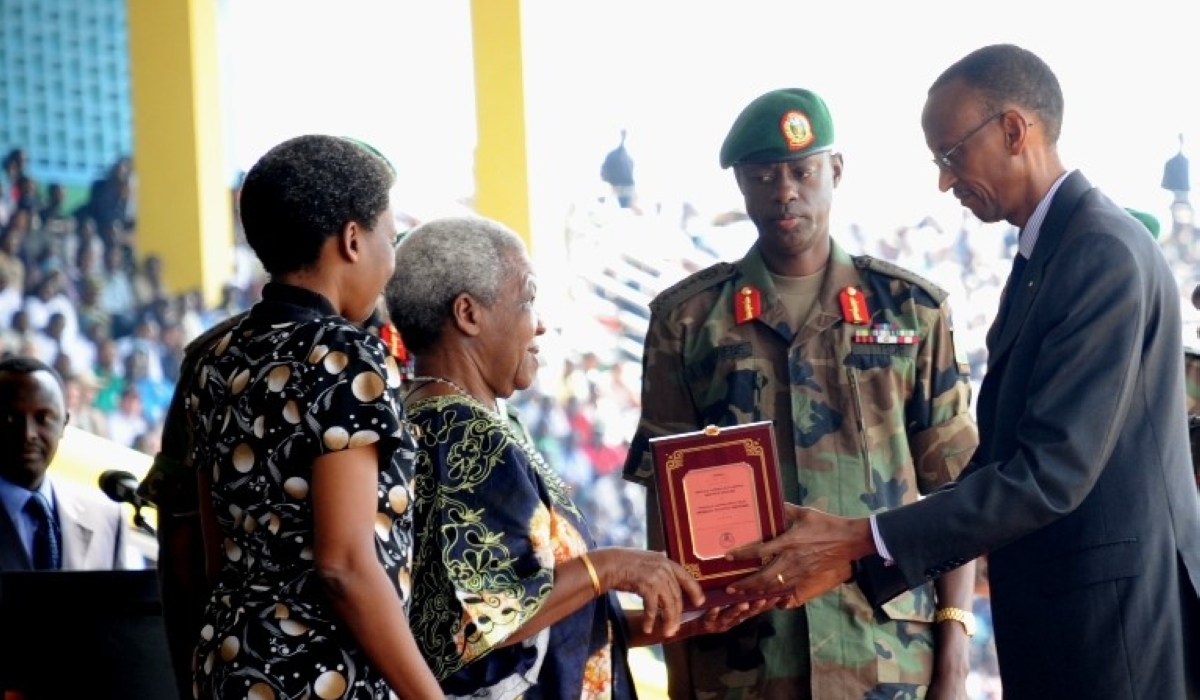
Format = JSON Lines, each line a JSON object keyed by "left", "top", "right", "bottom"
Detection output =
{"left": 96, "top": 244, "right": 138, "bottom": 337}
{"left": 106, "top": 385, "right": 148, "bottom": 449}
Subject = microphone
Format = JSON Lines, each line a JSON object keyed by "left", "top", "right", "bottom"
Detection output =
{"left": 98, "top": 469, "right": 153, "bottom": 510}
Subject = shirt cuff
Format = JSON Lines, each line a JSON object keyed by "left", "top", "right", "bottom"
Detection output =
{"left": 869, "top": 514, "right": 895, "bottom": 565}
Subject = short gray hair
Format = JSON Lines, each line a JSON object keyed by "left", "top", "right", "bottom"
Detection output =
{"left": 385, "top": 216, "right": 527, "bottom": 354}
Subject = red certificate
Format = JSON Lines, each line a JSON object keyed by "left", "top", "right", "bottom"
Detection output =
{"left": 651, "top": 421, "right": 790, "bottom": 609}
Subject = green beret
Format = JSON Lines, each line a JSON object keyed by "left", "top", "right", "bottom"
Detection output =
{"left": 1125, "top": 208, "right": 1160, "bottom": 239}
{"left": 720, "top": 88, "right": 835, "bottom": 169}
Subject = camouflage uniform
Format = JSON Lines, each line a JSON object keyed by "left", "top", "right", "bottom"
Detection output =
{"left": 623, "top": 241, "right": 979, "bottom": 700}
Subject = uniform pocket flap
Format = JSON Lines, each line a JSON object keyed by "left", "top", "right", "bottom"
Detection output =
{"left": 879, "top": 582, "right": 936, "bottom": 623}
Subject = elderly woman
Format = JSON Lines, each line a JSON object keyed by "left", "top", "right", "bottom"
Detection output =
{"left": 386, "top": 216, "right": 766, "bottom": 699}
{"left": 186, "top": 135, "right": 442, "bottom": 699}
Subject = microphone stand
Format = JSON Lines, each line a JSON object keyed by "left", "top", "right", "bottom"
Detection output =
{"left": 132, "top": 505, "right": 157, "bottom": 537}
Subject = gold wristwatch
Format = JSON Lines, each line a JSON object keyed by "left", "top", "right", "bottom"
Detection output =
{"left": 934, "top": 606, "right": 977, "bottom": 637}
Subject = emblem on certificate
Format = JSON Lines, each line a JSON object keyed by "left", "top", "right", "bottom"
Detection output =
{"left": 651, "top": 421, "right": 790, "bottom": 609}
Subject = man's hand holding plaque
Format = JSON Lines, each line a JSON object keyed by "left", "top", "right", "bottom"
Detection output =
{"left": 650, "top": 421, "right": 793, "bottom": 610}
{"left": 722, "top": 504, "right": 874, "bottom": 609}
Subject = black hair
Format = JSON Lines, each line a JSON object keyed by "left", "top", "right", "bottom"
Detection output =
{"left": 2, "top": 148, "right": 23, "bottom": 171}
{"left": 0, "top": 356, "right": 65, "bottom": 390}
{"left": 931, "top": 44, "right": 1064, "bottom": 144}
{"left": 238, "top": 135, "right": 396, "bottom": 277}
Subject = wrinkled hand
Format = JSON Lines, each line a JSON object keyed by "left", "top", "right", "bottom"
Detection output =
{"left": 722, "top": 504, "right": 874, "bottom": 607}
{"left": 599, "top": 548, "right": 706, "bottom": 637}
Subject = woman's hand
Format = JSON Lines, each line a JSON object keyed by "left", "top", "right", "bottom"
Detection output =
{"left": 674, "top": 596, "right": 781, "bottom": 639}
{"left": 591, "top": 548, "right": 705, "bottom": 637}
{"left": 624, "top": 594, "right": 783, "bottom": 647}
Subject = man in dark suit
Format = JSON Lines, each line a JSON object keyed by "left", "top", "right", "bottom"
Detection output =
{"left": 725, "top": 44, "right": 1200, "bottom": 699}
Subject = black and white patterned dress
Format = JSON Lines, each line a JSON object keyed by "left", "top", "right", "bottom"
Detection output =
{"left": 187, "top": 283, "right": 417, "bottom": 700}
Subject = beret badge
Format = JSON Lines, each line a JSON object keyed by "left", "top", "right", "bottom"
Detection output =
{"left": 781, "top": 110, "right": 815, "bottom": 152}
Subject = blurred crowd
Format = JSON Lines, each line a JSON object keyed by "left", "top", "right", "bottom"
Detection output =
{"left": 0, "top": 148, "right": 260, "bottom": 458}
{"left": 507, "top": 352, "right": 649, "bottom": 550}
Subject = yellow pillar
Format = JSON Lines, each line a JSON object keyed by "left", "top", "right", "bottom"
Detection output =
{"left": 470, "top": 0, "right": 532, "bottom": 249}
{"left": 126, "top": 0, "right": 230, "bottom": 306}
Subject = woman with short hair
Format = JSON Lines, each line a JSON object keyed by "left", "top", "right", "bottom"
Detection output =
{"left": 387, "top": 216, "right": 766, "bottom": 699}
{"left": 188, "top": 135, "right": 442, "bottom": 699}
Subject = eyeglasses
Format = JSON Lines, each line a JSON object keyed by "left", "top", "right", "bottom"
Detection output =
{"left": 932, "top": 112, "right": 1004, "bottom": 172}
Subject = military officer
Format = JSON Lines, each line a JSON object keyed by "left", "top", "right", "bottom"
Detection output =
{"left": 623, "top": 88, "right": 980, "bottom": 700}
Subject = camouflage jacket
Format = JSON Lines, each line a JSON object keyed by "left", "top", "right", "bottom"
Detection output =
{"left": 623, "top": 241, "right": 979, "bottom": 700}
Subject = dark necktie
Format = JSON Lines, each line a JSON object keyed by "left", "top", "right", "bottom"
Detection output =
{"left": 25, "top": 493, "right": 61, "bottom": 570}
{"left": 998, "top": 253, "right": 1029, "bottom": 321}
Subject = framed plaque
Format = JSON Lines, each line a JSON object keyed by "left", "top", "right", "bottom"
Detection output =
{"left": 651, "top": 421, "right": 790, "bottom": 610}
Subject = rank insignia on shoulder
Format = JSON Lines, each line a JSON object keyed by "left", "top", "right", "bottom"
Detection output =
{"left": 839, "top": 286, "right": 869, "bottom": 325}
{"left": 735, "top": 285, "right": 762, "bottom": 324}
{"left": 852, "top": 322, "right": 918, "bottom": 344}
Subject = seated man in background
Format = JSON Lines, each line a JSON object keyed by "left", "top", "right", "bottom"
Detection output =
{"left": 0, "top": 355, "right": 140, "bottom": 571}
